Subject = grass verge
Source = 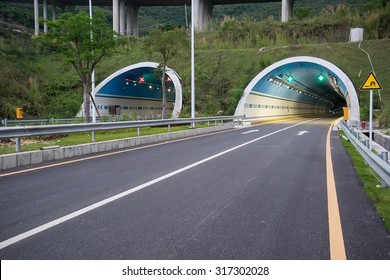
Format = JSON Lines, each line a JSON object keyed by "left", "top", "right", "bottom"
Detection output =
{"left": 339, "top": 131, "right": 390, "bottom": 231}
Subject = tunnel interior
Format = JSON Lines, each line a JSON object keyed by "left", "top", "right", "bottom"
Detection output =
{"left": 236, "top": 56, "right": 359, "bottom": 124}
{"left": 90, "top": 62, "right": 183, "bottom": 118}
{"left": 261, "top": 62, "right": 347, "bottom": 113}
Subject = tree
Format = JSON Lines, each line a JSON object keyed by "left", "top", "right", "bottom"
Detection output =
{"left": 144, "top": 26, "right": 189, "bottom": 119}
{"left": 36, "top": 11, "right": 123, "bottom": 122}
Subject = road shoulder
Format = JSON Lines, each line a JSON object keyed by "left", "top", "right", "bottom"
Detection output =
{"left": 331, "top": 128, "right": 390, "bottom": 259}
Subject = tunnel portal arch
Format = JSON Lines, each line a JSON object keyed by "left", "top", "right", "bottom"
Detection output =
{"left": 93, "top": 62, "right": 182, "bottom": 118}
{"left": 235, "top": 56, "right": 360, "bottom": 126}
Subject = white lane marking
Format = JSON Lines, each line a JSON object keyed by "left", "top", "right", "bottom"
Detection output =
{"left": 0, "top": 118, "right": 318, "bottom": 250}
{"left": 241, "top": 129, "right": 259, "bottom": 135}
{"left": 297, "top": 130, "right": 309, "bottom": 136}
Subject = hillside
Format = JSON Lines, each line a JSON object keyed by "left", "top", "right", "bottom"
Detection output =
{"left": 1, "top": 38, "right": 389, "bottom": 119}
{"left": 0, "top": 0, "right": 389, "bottom": 127}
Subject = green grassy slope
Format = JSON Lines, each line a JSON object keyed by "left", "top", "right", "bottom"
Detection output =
{"left": 1, "top": 39, "right": 389, "bottom": 121}
{"left": 94, "top": 40, "right": 390, "bottom": 118}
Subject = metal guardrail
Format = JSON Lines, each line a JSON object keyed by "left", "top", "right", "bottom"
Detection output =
{"left": 0, "top": 116, "right": 243, "bottom": 139}
{"left": 340, "top": 120, "right": 390, "bottom": 187}
{"left": 1, "top": 115, "right": 162, "bottom": 127}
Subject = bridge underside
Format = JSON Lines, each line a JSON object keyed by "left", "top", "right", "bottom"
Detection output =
{"left": 6, "top": 0, "right": 294, "bottom": 35}
{"left": 235, "top": 56, "right": 360, "bottom": 126}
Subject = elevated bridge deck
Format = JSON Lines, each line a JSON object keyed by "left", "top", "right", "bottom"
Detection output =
{"left": 2, "top": 0, "right": 294, "bottom": 35}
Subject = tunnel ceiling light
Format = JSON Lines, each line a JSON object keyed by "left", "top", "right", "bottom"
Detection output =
{"left": 268, "top": 75, "right": 334, "bottom": 107}
{"left": 318, "top": 73, "right": 325, "bottom": 82}
{"left": 287, "top": 74, "right": 294, "bottom": 82}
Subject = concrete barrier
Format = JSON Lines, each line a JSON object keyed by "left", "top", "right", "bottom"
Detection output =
{"left": 0, "top": 123, "right": 234, "bottom": 170}
{"left": 374, "top": 131, "right": 390, "bottom": 151}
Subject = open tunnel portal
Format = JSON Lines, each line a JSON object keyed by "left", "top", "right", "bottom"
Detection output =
{"left": 235, "top": 56, "right": 360, "bottom": 125}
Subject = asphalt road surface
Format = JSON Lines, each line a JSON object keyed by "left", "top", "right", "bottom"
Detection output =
{"left": 0, "top": 118, "right": 389, "bottom": 259}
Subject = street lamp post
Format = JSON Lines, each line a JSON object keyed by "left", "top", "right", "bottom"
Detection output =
{"left": 89, "top": 0, "right": 96, "bottom": 141}
{"left": 191, "top": 0, "right": 195, "bottom": 128}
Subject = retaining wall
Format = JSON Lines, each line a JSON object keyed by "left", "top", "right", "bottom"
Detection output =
{"left": 374, "top": 131, "right": 390, "bottom": 151}
{"left": 0, "top": 123, "right": 234, "bottom": 170}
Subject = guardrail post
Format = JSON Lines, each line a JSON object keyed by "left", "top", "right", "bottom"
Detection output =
{"left": 168, "top": 124, "right": 171, "bottom": 133}
{"left": 379, "top": 152, "right": 389, "bottom": 187}
{"left": 380, "top": 151, "right": 388, "bottom": 164}
{"left": 4, "top": 119, "right": 7, "bottom": 127}
{"left": 207, "top": 121, "right": 210, "bottom": 127}
{"left": 15, "top": 138, "right": 21, "bottom": 153}
{"left": 360, "top": 139, "right": 368, "bottom": 148}
{"left": 137, "top": 127, "right": 141, "bottom": 136}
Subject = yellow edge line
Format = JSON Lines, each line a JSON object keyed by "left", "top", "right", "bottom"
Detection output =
{"left": 326, "top": 118, "right": 347, "bottom": 260}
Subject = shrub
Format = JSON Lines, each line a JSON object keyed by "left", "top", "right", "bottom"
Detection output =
{"left": 378, "top": 107, "right": 390, "bottom": 128}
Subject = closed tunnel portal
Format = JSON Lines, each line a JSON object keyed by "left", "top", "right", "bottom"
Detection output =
{"left": 235, "top": 56, "right": 360, "bottom": 126}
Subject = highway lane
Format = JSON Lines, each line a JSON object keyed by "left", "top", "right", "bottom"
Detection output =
{"left": 0, "top": 118, "right": 389, "bottom": 259}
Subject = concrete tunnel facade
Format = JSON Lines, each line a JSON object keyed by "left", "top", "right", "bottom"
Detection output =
{"left": 78, "top": 62, "right": 183, "bottom": 118}
{"left": 235, "top": 56, "right": 360, "bottom": 126}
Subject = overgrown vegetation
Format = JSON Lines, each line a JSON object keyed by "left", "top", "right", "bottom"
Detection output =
{"left": 197, "top": 1, "right": 390, "bottom": 49}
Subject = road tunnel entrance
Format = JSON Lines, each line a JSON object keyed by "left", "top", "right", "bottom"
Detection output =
{"left": 235, "top": 56, "right": 360, "bottom": 126}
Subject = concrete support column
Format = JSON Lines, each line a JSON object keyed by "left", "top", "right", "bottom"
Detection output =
{"left": 125, "top": 1, "right": 139, "bottom": 36}
{"left": 43, "top": 0, "right": 48, "bottom": 33}
{"left": 281, "top": 0, "right": 294, "bottom": 22}
{"left": 126, "top": 3, "right": 132, "bottom": 36}
{"left": 131, "top": 6, "right": 139, "bottom": 36}
{"left": 124, "top": 1, "right": 138, "bottom": 37}
{"left": 34, "top": 0, "right": 39, "bottom": 36}
{"left": 194, "top": 0, "right": 213, "bottom": 31}
{"left": 113, "top": 0, "right": 119, "bottom": 33}
{"left": 52, "top": 0, "right": 57, "bottom": 21}
{"left": 119, "top": 0, "right": 126, "bottom": 35}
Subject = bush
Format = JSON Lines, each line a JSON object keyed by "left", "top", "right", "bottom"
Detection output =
{"left": 378, "top": 107, "right": 390, "bottom": 128}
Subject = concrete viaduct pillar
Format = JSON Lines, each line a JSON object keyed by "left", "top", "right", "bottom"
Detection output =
{"left": 33, "top": 0, "right": 293, "bottom": 35}
{"left": 113, "top": 0, "right": 119, "bottom": 33}
{"left": 126, "top": 1, "right": 139, "bottom": 36}
{"left": 34, "top": 0, "right": 54, "bottom": 35}
{"left": 112, "top": 0, "right": 139, "bottom": 36}
{"left": 194, "top": 0, "right": 213, "bottom": 31}
{"left": 120, "top": 0, "right": 126, "bottom": 35}
{"left": 281, "top": 0, "right": 294, "bottom": 22}
{"left": 34, "top": 0, "right": 39, "bottom": 36}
